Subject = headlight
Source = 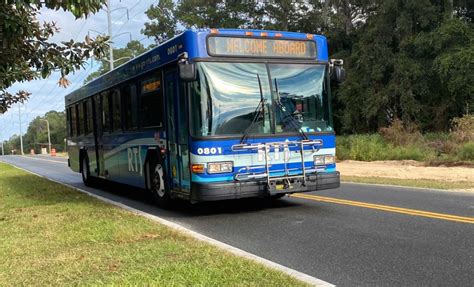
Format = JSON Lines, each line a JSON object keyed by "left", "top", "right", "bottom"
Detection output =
{"left": 314, "top": 155, "right": 325, "bottom": 165}
{"left": 313, "top": 155, "right": 335, "bottom": 165}
{"left": 207, "top": 161, "right": 233, "bottom": 174}
{"left": 325, "top": 155, "right": 335, "bottom": 164}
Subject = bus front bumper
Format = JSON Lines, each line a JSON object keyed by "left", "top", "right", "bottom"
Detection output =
{"left": 190, "top": 171, "right": 340, "bottom": 202}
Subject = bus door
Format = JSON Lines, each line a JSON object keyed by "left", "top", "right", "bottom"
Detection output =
{"left": 164, "top": 70, "right": 191, "bottom": 194}
{"left": 93, "top": 94, "right": 105, "bottom": 177}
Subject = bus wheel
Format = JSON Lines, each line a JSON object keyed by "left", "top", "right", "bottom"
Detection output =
{"left": 149, "top": 163, "right": 170, "bottom": 206}
{"left": 81, "top": 156, "right": 94, "bottom": 187}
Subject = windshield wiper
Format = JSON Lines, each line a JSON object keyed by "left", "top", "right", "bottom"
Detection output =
{"left": 274, "top": 78, "right": 308, "bottom": 140}
{"left": 240, "top": 74, "right": 266, "bottom": 144}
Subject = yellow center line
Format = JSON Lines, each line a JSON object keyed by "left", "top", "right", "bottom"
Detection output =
{"left": 20, "top": 156, "right": 68, "bottom": 165}
{"left": 290, "top": 193, "right": 474, "bottom": 224}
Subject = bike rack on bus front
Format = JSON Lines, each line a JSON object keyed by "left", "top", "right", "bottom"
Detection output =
{"left": 231, "top": 139, "right": 324, "bottom": 192}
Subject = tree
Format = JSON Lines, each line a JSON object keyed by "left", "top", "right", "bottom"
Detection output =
{"left": 0, "top": 0, "right": 109, "bottom": 113}
{"left": 84, "top": 40, "right": 149, "bottom": 83}
{"left": 142, "top": 0, "right": 180, "bottom": 44}
{"left": 23, "top": 111, "right": 67, "bottom": 153}
{"left": 338, "top": 0, "right": 474, "bottom": 132}
{"left": 138, "top": 0, "right": 473, "bottom": 133}
{"left": 142, "top": 0, "right": 263, "bottom": 44}
{"left": 259, "top": 1, "right": 310, "bottom": 31}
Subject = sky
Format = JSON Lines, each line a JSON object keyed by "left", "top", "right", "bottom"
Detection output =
{"left": 0, "top": 0, "right": 158, "bottom": 142}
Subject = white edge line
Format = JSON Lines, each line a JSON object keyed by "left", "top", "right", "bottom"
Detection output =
{"left": 20, "top": 155, "right": 68, "bottom": 165}
{"left": 4, "top": 162, "right": 334, "bottom": 287}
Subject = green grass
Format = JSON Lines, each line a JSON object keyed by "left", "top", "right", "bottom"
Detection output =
{"left": 342, "top": 175, "right": 474, "bottom": 191}
{"left": 336, "top": 134, "right": 474, "bottom": 164}
{"left": 0, "top": 162, "right": 306, "bottom": 286}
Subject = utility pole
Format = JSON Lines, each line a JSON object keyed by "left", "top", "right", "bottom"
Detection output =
{"left": 106, "top": 0, "right": 114, "bottom": 70}
{"left": 40, "top": 119, "right": 51, "bottom": 154}
{"left": 89, "top": 1, "right": 129, "bottom": 71}
{"left": 18, "top": 104, "right": 24, "bottom": 155}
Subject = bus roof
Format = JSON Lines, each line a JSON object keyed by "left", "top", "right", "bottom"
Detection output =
{"left": 65, "top": 29, "right": 328, "bottom": 105}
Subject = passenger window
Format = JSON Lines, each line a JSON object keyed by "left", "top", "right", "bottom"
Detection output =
{"left": 122, "top": 84, "right": 138, "bottom": 131}
{"left": 67, "top": 107, "right": 72, "bottom": 137}
{"left": 130, "top": 85, "right": 139, "bottom": 129}
{"left": 76, "top": 104, "right": 82, "bottom": 136}
{"left": 140, "top": 73, "right": 163, "bottom": 129}
{"left": 112, "top": 89, "right": 121, "bottom": 131}
{"left": 101, "top": 91, "right": 112, "bottom": 133}
{"left": 71, "top": 107, "right": 77, "bottom": 137}
{"left": 82, "top": 101, "right": 88, "bottom": 135}
{"left": 86, "top": 100, "right": 93, "bottom": 135}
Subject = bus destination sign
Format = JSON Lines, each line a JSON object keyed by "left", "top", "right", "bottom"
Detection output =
{"left": 207, "top": 36, "right": 317, "bottom": 59}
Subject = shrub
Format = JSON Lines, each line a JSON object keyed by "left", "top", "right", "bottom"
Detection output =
{"left": 336, "top": 134, "right": 435, "bottom": 162}
{"left": 386, "top": 145, "right": 433, "bottom": 161}
{"left": 379, "top": 119, "right": 423, "bottom": 146}
{"left": 423, "top": 133, "right": 458, "bottom": 155}
{"left": 336, "top": 134, "right": 389, "bottom": 161}
{"left": 457, "top": 142, "right": 474, "bottom": 161}
{"left": 451, "top": 115, "right": 474, "bottom": 143}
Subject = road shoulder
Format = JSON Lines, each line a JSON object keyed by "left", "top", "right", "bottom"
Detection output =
{"left": 338, "top": 160, "right": 473, "bottom": 191}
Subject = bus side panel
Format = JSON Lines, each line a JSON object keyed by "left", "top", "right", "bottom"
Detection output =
{"left": 68, "top": 138, "right": 80, "bottom": 173}
{"left": 102, "top": 134, "right": 121, "bottom": 181}
{"left": 118, "top": 132, "right": 157, "bottom": 188}
{"left": 117, "top": 132, "right": 155, "bottom": 188}
{"left": 94, "top": 131, "right": 158, "bottom": 189}
{"left": 82, "top": 135, "right": 96, "bottom": 174}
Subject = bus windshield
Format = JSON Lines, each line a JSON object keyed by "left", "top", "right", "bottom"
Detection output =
{"left": 190, "top": 62, "right": 333, "bottom": 137}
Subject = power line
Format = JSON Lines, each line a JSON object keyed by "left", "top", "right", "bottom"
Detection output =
{"left": 7, "top": 0, "right": 141, "bottom": 141}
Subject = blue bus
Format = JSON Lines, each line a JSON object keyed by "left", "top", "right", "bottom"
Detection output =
{"left": 65, "top": 28, "right": 345, "bottom": 205}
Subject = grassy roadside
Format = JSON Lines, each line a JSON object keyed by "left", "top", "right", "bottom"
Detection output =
{"left": 336, "top": 116, "right": 474, "bottom": 165}
{"left": 0, "top": 163, "right": 306, "bottom": 286}
{"left": 341, "top": 175, "right": 473, "bottom": 191}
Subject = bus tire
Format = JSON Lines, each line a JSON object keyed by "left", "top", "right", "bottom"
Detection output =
{"left": 147, "top": 162, "right": 170, "bottom": 207}
{"left": 81, "top": 155, "right": 94, "bottom": 187}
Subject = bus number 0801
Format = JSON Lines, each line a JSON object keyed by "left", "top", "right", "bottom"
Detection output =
{"left": 197, "top": 147, "right": 222, "bottom": 155}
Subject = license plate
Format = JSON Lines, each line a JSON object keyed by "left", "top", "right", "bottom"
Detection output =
{"left": 276, "top": 184, "right": 285, "bottom": 190}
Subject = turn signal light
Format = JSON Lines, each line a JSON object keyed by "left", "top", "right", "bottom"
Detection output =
{"left": 313, "top": 155, "right": 335, "bottom": 166}
{"left": 207, "top": 162, "right": 233, "bottom": 174}
{"left": 191, "top": 164, "right": 205, "bottom": 173}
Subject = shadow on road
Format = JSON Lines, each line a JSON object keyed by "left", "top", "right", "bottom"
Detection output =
{"left": 90, "top": 178, "right": 304, "bottom": 217}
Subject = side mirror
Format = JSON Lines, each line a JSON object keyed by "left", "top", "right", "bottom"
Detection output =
{"left": 178, "top": 57, "right": 196, "bottom": 82}
{"left": 330, "top": 59, "right": 346, "bottom": 84}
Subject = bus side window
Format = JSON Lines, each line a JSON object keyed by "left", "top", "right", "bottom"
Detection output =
{"left": 76, "top": 104, "right": 82, "bottom": 136}
{"left": 102, "top": 91, "right": 112, "bottom": 133}
{"left": 130, "top": 85, "right": 138, "bottom": 129}
{"left": 140, "top": 72, "right": 163, "bottom": 129}
{"left": 82, "top": 101, "right": 88, "bottom": 135}
{"left": 67, "top": 107, "right": 72, "bottom": 137}
{"left": 112, "top": 89, "right": 121, "bottom": 132}
{"left": 86, "top": 99, "right": 93, "bottom": 135}
{"left": 71, "top": 106, "right": 77, "bottom": 137}
{"left": 122, "top": 83, "right": 138, "bottom": 131}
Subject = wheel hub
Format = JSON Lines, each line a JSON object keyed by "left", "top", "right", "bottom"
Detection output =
{"left": 152, "top": 164, "right": 165, "bottom": 197}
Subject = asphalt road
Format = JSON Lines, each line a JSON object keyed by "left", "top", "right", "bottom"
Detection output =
{"left": 1, "top": 155, "right": 473, "bottom": 286}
